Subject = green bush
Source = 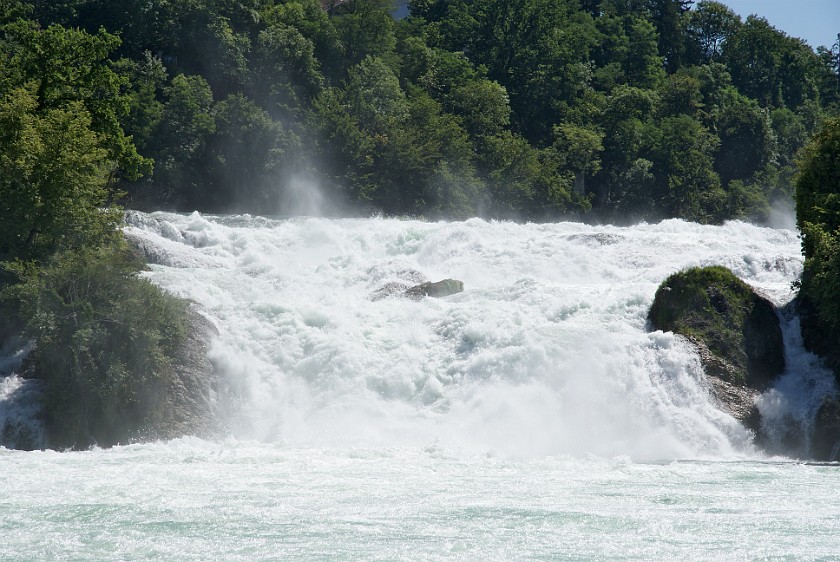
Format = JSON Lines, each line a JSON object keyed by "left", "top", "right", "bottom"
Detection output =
{"left": 2, "top": 241, "right": 186, "bottom": 448}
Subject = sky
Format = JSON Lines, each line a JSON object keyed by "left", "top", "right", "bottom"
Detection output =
{"left": 720, "top": 0, "right": 840, "bottom": 50}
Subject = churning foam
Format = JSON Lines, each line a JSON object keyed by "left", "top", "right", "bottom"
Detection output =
{"left": 112, "top": 213, "right": 829, "bottom": 459}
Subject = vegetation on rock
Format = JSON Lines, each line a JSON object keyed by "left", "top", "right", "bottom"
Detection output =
{"left": 2, "top": 244, "right": 187, "bottom": 448}
{"left": 649, "top": 266, "right": 784, "bottom": 388}
{"left": 0, "top": 14, "right": 200, "bottom": 449}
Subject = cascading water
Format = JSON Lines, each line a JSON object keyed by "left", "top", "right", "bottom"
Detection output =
{"left": 4, "top": 212, "right": 840, "bottom": 561}
{"left": 117, "top": 211, "right": 828, "bottom": 459}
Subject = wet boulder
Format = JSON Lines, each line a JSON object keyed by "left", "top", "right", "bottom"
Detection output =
{"left": 649, "top": 266, "right": 784, "bottom": 428}
{"left": 404, "top": 279, "right": 464, "bottom": 300}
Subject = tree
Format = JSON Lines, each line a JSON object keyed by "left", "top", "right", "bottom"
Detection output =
{"left": 2, "top": 21, "right": 150, "bottom": 179}
{"left": 0, "top": 87, "right": 120, "bottom": 260}
{"left": 684, "top": 0, "right": 740, "bottom": 64}
{"left": 646, "top": 0, "right": 693, "bottom": 72}
{"left": 331, "top": 0, "right": 398, "bottom": 72}
{"left": 795, "top": 117, "right": 840, "bottom": 375}
{"left": 652, "top": 114, "right": 724, "bottom": 222}
{"left": 134, "top": 73, "right": 216, "bottom": 208}
{"left": 250, "top": 22, "right": 324, "bottom": 120}
{"left": 712, "top": 91, "right": 776, "bottom": 186}
{"left": 723, "top": 16, "right": 820, "bottom": 109}
{"left": 205, "top": 93, "right": 303, "bottom": 211}
{"left": 796, "top": 117, "right": 840, "bottom": 236}
{"left": 439, "top": 0, "right": 597, "bottom": 143}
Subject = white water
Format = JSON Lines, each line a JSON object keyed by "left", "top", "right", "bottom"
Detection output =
{"left": 2, "top": 213, "right": 838, "bottom": 560}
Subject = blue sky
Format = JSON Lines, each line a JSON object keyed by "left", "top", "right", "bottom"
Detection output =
{"left": 720, "top": 0, "right": 839, "bottom": 49}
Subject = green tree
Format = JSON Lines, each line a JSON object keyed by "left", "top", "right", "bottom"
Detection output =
{"left": 2, "top": 20, "right": 150, "bottom": 179}
{"left": 712, "top": 91, "right": 776, "bottom": 186}
{"left": 251, "top": 22, "right": 324, "bottom": 119}
{"left": 0, "top": 87, "right": 120, "bottom": 260}
{"left": 205, "top": 93, "right": 303, "bottom": 211}
{"left": 652, "top": 114, "right": 724, "bottom": 222}
{"left": 684, "top": 0, "right": 740, "bottom": 64}
{"left": 796, "top": 117, "right": 840, "bottom": 235}
{"left": 331, "top": 0, "right": 398, "bottom": 71}
{"left": 440, "top": 0, "right": 597, "bottom": 143}
{"left": 134, "top": 73, "right": 216, "bottom": 208}
{"left": 723, "top": 16, "right": 820, "bottom": 109}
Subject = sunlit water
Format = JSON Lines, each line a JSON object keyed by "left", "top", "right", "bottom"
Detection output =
{"left": 2, "top": 213, "right": 837, "bottom": 560}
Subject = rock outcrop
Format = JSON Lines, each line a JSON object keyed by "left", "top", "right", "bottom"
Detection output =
{"left": 155, "top": 303, "right": 222, "bottom": 440}
{"left": 649, "top": 266, "right": 784, "bottom": 431}
{"left": 404, "top": 279, "right": 464, "bottom": 299}
{"left": 371, "top": 278, "right": 464, "bottom": 301}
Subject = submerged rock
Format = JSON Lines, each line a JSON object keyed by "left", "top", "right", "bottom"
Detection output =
{"left": 649, "top": 266, "right": 784, "bottom": 431}
{"left": 404, "top": 279, "right": 464, "bottom": 299}
{"left": 371, "top": 279, "right": 464, "bottom": 301}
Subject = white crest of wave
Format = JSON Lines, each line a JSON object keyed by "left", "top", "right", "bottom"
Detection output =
{"left": 124, "top": 212, "right": 810, "bottom": 460}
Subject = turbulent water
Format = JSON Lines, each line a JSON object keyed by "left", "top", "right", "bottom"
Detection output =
{"left": 2, "top": 213, "right": 838, "bottom": 560}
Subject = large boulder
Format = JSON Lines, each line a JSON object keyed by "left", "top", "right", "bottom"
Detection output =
{"left": 649, "top": 266, "right": 784, "bottom": 429}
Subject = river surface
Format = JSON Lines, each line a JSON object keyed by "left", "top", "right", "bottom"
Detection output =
{"left": 1, "top": 213, "right": 837, "bottom": 560}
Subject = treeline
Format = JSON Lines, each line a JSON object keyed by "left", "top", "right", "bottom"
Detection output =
{"left": 3, "top": 0, "right": 839, "bottom": 222}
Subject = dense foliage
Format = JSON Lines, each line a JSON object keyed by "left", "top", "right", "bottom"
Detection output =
{"left": 2, "top": 0, "right": 837, "bottom": 222}
{"left": 795, "top": 117, "right": 840, "bottom": 377}
{"left": 2, "top": 245, "right": 186, "bottom": 448}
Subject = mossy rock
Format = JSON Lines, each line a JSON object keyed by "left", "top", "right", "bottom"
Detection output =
{"left": 649, "top": 266, "right": 784, "bottom": 389}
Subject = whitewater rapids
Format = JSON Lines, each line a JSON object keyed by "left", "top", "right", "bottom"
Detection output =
{"left": 121, "top": 212, "right": 815, "bottom": 459}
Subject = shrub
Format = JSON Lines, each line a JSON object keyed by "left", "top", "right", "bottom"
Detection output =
{"left": 2, "top": 241, "right": 186, "bottom": 448}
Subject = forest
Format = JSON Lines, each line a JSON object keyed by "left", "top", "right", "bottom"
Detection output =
{"left": 2, "top": 0, "right": 839, "bottom": 225}
{"left": 1, "top": 0, "right": 840, "bottom": 442}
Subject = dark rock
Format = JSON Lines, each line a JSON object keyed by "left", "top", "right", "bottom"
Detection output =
{"left": 811, "top": 396, "right": 840, "bottom": 461}
{"left": 649, "top": 266, "right": 784, "bottom": 430}
{"left": 155, "top": 303, "right": 222, "bottom": 440}
{"left": 688, "top": 336, "right": 761, "bottom": 430}
{"left": 404, "top": 279, "right": 464, "bottom": 300}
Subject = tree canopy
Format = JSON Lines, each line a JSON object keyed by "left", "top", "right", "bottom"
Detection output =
{"left": 0, "top": 0, "right": 837, "bottom": 224}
